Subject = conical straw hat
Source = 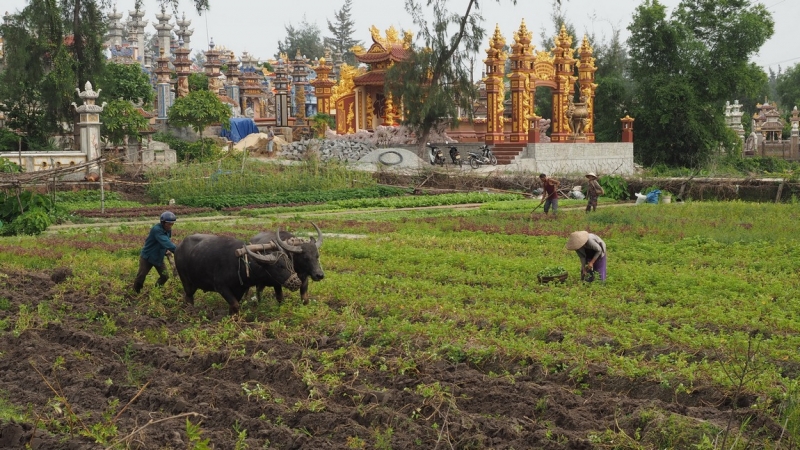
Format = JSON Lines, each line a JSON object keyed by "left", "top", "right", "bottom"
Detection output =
{"left": 565, "top": 231, "right": 589, "bottom": 250}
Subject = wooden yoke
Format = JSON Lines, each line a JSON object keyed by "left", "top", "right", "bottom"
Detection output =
{"left": 234, "top": 242, "right": 278, "bottom": 257}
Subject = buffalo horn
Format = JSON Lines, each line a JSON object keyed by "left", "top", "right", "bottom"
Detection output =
{"left": 312, "top": 222, "right": 323, "bottom": 249}
{"left": 245, "top": 244, "right": 279, "bottom": 264}
{"left": 235, "top": 242, "right": 278, "bottom": 257}
{"left": 276, "top": 228, "right": 303, "bottom": 253}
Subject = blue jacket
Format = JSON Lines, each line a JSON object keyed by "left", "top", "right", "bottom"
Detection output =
{"left": 140, "top": 223, "right": 177, "bottom": 265}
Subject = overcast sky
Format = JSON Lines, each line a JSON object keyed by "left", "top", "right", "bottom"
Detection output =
{"left": 4, "top": 0, "right": 798, "bottom": 73}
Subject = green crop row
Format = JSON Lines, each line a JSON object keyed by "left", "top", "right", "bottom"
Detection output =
{"left": 145, "top": 157, "right": 379, "bottom": 203}
{"left": 179, "top": 186, "right": 411, "bottom": 209}
{"left": 331, "top": 192, "right": 522, "bottom": 209}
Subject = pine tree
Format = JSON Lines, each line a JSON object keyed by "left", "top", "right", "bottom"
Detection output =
{"left": 276, "top": 17, "right": 325, "bottom": 61}
{"left": 324, "top": 0, "right": 362, "bottom": 66}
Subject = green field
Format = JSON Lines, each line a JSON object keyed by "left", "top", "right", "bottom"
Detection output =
{"left": 2, "top": 198, "right": 799, "bottom": 448}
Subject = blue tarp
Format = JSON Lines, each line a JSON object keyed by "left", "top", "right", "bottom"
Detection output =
{"left": 220, "top": 118, "right": 259, "bottom": 143}
{"left": 645, "top": 190, "right": 661, "bottom": 204}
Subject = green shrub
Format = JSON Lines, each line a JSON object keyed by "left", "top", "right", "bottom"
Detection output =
{"left": 598, "top": 175, "right": 629, "bottom": 201}
{"left": 0, "top": 129, "right": 23, "bottom": 153}
{"left": 3, "top": 208, "right": 52, "bottom": 235}
{"left": 152, "top": 133, "right": 224, "bottom": 163}
{"left": 0, "top": 157, "right": 22, "bottom": 173}
{"left": 0, "top": 191, "right": 53, "bottom": 223}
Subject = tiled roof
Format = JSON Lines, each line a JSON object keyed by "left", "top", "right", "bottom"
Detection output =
{"left": 353, "top": 71, "right": 386, "bottom": 86}
{"left": 356, "top": 44, "right": 409, "bottom": 64}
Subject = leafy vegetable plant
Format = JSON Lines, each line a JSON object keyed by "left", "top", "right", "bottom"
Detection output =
{"left": 537, "top": 266, "right": 567, "bottom": 277}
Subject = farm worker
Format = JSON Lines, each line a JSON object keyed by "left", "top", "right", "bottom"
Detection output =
{"left": 133, "top": 211, "right": 178, "bottom": 294}
{"left": 537, "top": 173, "right": 560, "bottom": 215}
{"left": 585, "top": 172, "right": 604, "bottom": 213}
{"left": 565, "top": 230, "right": 607, "bottom": 282}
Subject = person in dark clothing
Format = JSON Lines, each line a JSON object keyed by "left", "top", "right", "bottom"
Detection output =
{"left": 585, "top": 172, "right": 604, "bottom": 212}
{"left": 537, "top": 173, "right": 560, "bottom": 215}
{"left": 133, "top": 211, "right": 178, "bottom": 293}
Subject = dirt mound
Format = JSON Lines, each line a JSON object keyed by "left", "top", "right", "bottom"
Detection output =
{"left": 0, "top": 268, "right": 777, "bottom": 449}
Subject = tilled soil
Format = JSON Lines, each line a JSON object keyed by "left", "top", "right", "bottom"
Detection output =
{"left": 0, "top": 271, "right": 779, "bottom": 449}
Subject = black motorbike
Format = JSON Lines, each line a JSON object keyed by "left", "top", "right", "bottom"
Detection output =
{"left": 447, "top": 142, "right": 462, "bottom": 167}
{"left": 468, "top": 144, "right": 498, "bottom": 169}
{"left": 427, "top": 142, "right": 445, "bottom": 166}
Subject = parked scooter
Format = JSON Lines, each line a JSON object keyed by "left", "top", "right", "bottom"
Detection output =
{"left": 447, "top": 142, "right": 462, "bottom": 167}
{"left": 468, "top": 144, "right": 498, "bottom": 169}
{"left": 427, "top": 142, "right": 445, "bottom": 166}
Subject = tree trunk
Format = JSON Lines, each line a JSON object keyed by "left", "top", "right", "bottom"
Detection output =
{"left": 73, "top": 0, "right": 85, "bottom": 84}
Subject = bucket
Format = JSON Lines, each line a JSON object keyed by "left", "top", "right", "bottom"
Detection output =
{"left": 662, "top": 196, "right": 672, "bottom": 204}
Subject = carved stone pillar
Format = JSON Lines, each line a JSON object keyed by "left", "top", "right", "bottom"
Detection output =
{"left": 577, "top": 36, "right": 597, "bottom": 143}
{"left": 509, "top": 20, "right": 534, "bottom": 143}
{"left": 173, "top": 39, "right": 191, "bottom": 98}
{"left": 274, "top": 58, "right": 290, "bottom": 127}
{"left": 550, "top": 25, "right": 576, "bottom": 143}
{"left": 73, "top": 81, "right": 106, "bottom": 178}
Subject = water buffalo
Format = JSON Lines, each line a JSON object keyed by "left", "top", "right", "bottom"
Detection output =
{"left": 250, "top": 223, "right": 324, "bottom": 305}
{"left": 174, "top": 233, "right": 302, "bottom": 315}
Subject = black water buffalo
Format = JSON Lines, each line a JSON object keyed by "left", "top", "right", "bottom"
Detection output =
{"left": 250, "top": 223, "right": 324, "bottom": 304}
{"left": 174, "top": 233, "right": 302, "bottom": 315}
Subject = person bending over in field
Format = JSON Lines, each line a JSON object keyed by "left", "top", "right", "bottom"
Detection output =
{"left": 565, "top": 230, "right": 607, "bottom": 282}
{"left": 133, "top": 211, "right": 177, "bottom": 293}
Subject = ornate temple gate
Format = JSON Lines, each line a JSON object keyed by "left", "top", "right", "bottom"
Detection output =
{"left": 319, "top": 23, "right": 601, "bottom": 151}
{"left": 483, "top": 24, "right": 598, "bottom": 145}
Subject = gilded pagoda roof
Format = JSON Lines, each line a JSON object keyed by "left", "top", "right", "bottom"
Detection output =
{"left": 354, "top": 25, "right": 412, "bottom": 64}
{"left": 356, "top": 44, "right": 410, "bottom": 64}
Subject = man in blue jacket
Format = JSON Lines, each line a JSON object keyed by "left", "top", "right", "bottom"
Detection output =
{"left": 133, "top": 211, "right": 178, "bottom": 293}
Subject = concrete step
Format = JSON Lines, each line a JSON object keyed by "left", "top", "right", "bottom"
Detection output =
{"left": 491, "top": 144, "right": 526, "bottom": 164}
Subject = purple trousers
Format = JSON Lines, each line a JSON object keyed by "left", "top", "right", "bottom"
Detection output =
{"left": 594, "top": 254, "right": 607, "bottom": 281}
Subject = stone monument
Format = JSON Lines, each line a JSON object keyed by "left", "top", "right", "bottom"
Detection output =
{"left": 72, "top": 81, "right": 106, "bottom": 180}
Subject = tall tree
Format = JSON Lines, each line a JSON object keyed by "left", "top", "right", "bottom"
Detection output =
{"left": 775, "top": 63, "right": 800, "bottom": 114}
{"left": 627, "top": 0, "right": 772, "bottom": 167}
{"left": 324, "top": 0, "right": 362, "bottom": 66}
{"left": 0, "top": 0, "right": 77, "bottom": 145}
{"left": 276, "top": 17, "right": 325, "bottom": 61}
{"left": 385, "top": 0, "right": 487, "bottom": 147}
{"left": 191, "top": 50, "right": 206, "bottom": 67}
{"left": 69, "top": 0, "right": 106, "bottom": 88}
{"left": 592, "top": 27, "right": 633, "bottom": 142}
